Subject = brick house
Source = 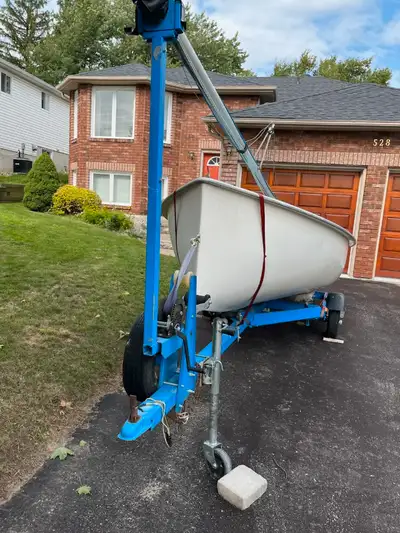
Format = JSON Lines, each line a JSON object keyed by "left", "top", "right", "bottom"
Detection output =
{"left": 59, "top": 67, "right": 400, "bottom": 281}
{"left": 58, "top": 64, "right": 275, "bottom": 214}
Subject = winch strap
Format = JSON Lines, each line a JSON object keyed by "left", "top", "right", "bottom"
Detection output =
{"left": 240, "top": 193, "right": 267, "bottom": 325}
{"left": 173, "top": 190, "right": 180, "bottom": 263}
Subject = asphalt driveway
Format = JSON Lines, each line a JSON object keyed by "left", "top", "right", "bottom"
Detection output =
{"left": 1, "top": 279, "right": 400, "bottom": 533}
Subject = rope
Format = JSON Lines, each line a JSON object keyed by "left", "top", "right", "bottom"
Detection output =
{"left": 163, "top": 234, "right": 199, "bottom": 314}
{"left": 145, "top": 398, "right": 172, "bottom": 447}
{"left": 240, "top": 193, "right": 267, "bottom": 325}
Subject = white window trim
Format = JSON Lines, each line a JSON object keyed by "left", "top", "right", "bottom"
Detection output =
{"left": 73, "top": 90, "right": 78, "bottom": 139}
{"left": 90, "top": 171, "right": 132, "bottom": 207}
{"left": 1, "top": 71, "right": 11, "bottom": 94}
{"left": 72, "top": 170, "right": 77, "bottom": 186}
{"left": 91, "top": 86, "right": 136, "bottom": 140}
{"left": 164, "top": 92, "right": 173, "bottom": 145}
{"left": 161, "top": 175, "right": 169, "bottom": 200}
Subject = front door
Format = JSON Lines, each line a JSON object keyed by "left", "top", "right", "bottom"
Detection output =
{"left": 202, "top": 153, "right": 220, "bottom": 179}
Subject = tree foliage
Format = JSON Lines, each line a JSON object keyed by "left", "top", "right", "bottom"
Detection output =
{"left": 0, "top": 0, "right": 51, "bottom": 70}
{"left": 273, "top": 50, "right": 392, "bottom": 86}
{"left": 30, "top": 1, "right": 252, "bottom": 85}
{"left": 23, "top": 153, "right": 61, "bottom": 212}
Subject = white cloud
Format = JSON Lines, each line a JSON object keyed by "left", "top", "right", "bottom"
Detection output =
{"left": 383, "top": 13, "right": 400, "bottom": 44}
{"left": 188, "top": 0, "right": 385, "bottom": 74}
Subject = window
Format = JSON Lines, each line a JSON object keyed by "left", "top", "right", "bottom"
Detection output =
{"left": 164, "top": 92, "right": 172, "bottom": 143}
{"left": 91, "top": 172, "right": 132, "bottom": 205}
{"left": 1, "top": 72, "right": 11, "bottom": 94}
{"left": 72, "top": 170, "right": 77, "bottom": 186}
{"left": 92, "top": 88, "right": 135, "bottom": 138}
{"left": 161, "top": 176, "right": 169, "bottom": 200}
{"left": 41, "top": 92, "right": 50, "bottom": 110}
{"left": 73, "top": 90, "right": 78, "bottom": 139}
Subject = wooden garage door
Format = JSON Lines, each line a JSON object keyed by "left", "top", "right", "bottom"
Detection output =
{"left": 376, "top": 175, "right": 400, "bottom": 278}
{"left": 242, "top": 168, "right": 360, "bottom": 271}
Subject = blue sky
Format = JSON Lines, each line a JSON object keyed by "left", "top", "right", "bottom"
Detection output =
{"left": 2, "top": 0, "right": 400, "bottom": 85}
{"left": 190, "top": 0, "right": 400, "bottom": 86}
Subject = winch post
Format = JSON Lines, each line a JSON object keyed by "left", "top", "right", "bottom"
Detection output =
{"left": 143, "top": 34, "right": 167, "bottom": 355}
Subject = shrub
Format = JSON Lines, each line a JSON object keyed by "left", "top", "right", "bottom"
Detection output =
{"left": 58, "top": 171, "right": 69, "bottom": 185}
{"left": 80, "top": 207, "right": 133, "bottom": 232}
{"left": 52, "top": 185, "right": 101, "bottom": 215}
{"left": 23, "top": 153, "right": 60, "bottom": 212}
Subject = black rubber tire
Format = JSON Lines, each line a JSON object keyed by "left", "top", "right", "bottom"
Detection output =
{"left": 207, "top": 448, "right": 232, "bottom": 480}
{"left": 326, "top": 310, "right": 340, "bottom": 339}
{"left": 122, "top": 313, "right": 160, "bottom": 401}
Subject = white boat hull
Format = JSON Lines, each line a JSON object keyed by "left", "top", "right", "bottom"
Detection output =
{"left": 162, "top": 179, "right": 356, "bottom": 313}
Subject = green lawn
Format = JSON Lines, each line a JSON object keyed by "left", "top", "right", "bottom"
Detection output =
{"left": 0, "top": 173, "right": 29, "bottom": 184}
{"left": 0, "top": 204, "right": 175, "bottom": 500}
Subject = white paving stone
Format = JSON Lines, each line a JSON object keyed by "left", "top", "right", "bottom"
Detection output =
{"left": 217, "top": 465, "right": 267, "bottom": 510}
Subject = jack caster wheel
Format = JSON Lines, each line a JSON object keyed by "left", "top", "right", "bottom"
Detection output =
{"left": 123, "top": 301, "right": 167, "bottom": 402}
{"left": 326, "top": 310, "right": 340, "bottom": 339}
{"left": 207, "top": 448, "right": 232, "bottom": 480}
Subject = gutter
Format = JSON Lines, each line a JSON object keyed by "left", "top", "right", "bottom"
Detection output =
{"left": 203, "top": 116, "right": 400, "bottom": 131}
{"left": 57, "top": 74, "right": 276, "bottom": 98}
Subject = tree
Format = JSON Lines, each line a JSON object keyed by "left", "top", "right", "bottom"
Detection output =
{"left": 23, "top": 152, "right": 61, "bottom": 212}
{"left": 0, "top": 0, "right": 50, "bottom": 70}
{"left": 273, "top": 50, "right": 392, "bottom": 86}
{"left": 32, "top": 1, "right": 252, "bottom": 85}
{"left": 274, "top": 50, "right": 317, "bottom": 78}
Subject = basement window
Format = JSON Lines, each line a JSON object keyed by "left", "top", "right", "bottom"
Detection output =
{"left": 91, "top": 171, "right": 132, "bottom": 206}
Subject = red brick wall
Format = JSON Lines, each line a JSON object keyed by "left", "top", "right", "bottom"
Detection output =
{"left": 220, "top": 128, "right": 400, "bottom": 279}
{"left": 69, "top": 84, "right": 258, "bottom": 214}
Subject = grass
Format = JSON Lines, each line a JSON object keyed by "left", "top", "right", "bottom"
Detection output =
{"left": 0, "top": 172, "right": 68, "bottom": 186}
{"left": 0, "top": 203, "right": 176, "bottom": 500}
{"left": 0, "top": 173, "right": 29, "bottom": 184}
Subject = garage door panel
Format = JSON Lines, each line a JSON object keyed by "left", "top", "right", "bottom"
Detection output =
{"left": 272, "top": 171, "right": 297, "bottom": 187}
{"left": 328, "top": 174, "right": 356, "bottom": 190}
{"left": 380, "top": 257, "right": 400, "bottom": 274}
{"left": 275, "top": 191, "right": 296, "bottom": 204}
{"left": 298, "top": 193, "right": 323, "bottom": 208}
{"left": 326, "top": 213, "right": 351, "bottom": 229}
{"left": 390, "top": 197, "right": 400, "bottom": 212}
{"left": 300, "top": 173, "right": 325, "bottom": 188}
{"left": 385, "top": 217, "right": 400, "bottom": 232}
{"left": 326, "top": 195, "right": 352, "bottom": 209}
{"left": 382, "top": 237, "right": 400, "bottom": 252}
{"left": 393, "top": 177, "right": 400, "bottom": 191}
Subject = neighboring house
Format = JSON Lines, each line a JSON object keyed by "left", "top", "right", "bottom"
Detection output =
{"left": 58, "top": 65, "right": 400, "bottom": 282}
{"left": 0, "top": 58, "right": 69, "bottom": 173}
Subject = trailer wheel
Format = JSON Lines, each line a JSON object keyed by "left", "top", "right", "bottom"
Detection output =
{"left": 207, "top": 448, "right": 232, "bottom": 480}
{"left": 122, "top": 313, "right": 159, "bottom": 401}
{"left": 326, "top": 310, "right": 340, "bottom": 339}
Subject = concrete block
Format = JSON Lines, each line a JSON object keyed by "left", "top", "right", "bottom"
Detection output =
{"left": 217, "top": 465, "right": 267, "bottom": 510}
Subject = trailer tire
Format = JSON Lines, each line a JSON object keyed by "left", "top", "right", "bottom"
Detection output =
{"left": 207, "top": 448, "right": 232, "bottom": 480}
{"left": 326, "top": 310, "right": 340, "bottom": 339}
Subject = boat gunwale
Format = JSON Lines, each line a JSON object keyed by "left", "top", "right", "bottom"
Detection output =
{"left": 162, "top": 177, "right": 357, "bottom": 247}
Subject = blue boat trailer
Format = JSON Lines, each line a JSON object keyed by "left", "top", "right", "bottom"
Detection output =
{"left": 119, "top": 0, "right": 347, "bottom": 478}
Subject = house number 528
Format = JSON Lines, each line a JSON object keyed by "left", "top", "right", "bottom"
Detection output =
{"left": 373, "top": 138, "right": 391, "bottom": 146}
